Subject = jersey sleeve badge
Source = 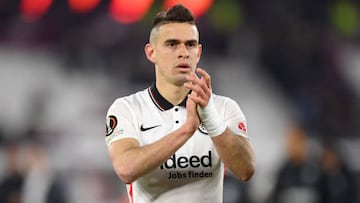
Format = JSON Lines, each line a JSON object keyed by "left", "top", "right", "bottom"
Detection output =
{"left": 106, "top": 115, "right": 118, "bottom": 136}
{"left": 238, "top": 122, "right": 247, "bottom": 134}
{"left": 105, "top": 115, "right": 126, "bottom": 147}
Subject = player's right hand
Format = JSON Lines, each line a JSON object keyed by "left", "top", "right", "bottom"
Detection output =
{"left": 184, "top": 91, "right": 200, "bottom": 135}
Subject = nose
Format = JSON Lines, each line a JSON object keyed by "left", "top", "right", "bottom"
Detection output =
{"left": 177, "top": 44, "right": 189, "bottom": 59}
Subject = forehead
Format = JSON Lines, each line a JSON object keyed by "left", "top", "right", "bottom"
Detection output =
{"left": 156, "top": 23, "right": 199, "bottom": 41}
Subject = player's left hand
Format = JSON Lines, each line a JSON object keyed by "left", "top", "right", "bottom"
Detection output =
{"left": 184, "top": 67, "right": 212, "bottom": 108}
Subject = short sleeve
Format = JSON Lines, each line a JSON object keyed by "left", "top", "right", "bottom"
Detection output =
{"left": 105, "top": 98, "right": 140, "bottom": 148}
{"left": 223, "top": 98, "right": 248, "bottom": 138}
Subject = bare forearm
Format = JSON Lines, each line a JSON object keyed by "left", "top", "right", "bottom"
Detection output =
{"left": 110, "top": 86, "right": 200, "bottom": 184}
{"left": 212, "top": 128, "right": 255, "bottom": 181}
{"left": 111, "top": 127, "right": 193, "bottom": 183}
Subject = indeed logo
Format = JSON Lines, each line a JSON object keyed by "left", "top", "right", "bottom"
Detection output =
{"left": 160, "top": 151, "right": 212, "bottom": 169}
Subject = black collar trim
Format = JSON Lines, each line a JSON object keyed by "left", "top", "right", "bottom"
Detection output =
{"left": 148, "top": 84, "right": 187, "bottom": 111}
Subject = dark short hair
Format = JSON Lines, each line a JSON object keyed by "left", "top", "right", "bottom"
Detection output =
{"left": 152, "top": 4, "right": 195, "bottom": 29}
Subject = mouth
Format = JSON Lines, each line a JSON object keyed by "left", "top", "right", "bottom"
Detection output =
{"left": 176, "top": 63, "right": 191, "bottom": 71}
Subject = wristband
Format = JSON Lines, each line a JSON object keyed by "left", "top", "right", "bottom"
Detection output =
{"left": 197, "top": 95, "right": 227, "bottom": 137}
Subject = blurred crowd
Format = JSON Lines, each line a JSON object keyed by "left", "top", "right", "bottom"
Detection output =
{"left": 1, "top": 0, "right": 360, "bottom": 202}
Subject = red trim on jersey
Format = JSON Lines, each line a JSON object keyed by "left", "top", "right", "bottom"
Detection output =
{"left": 129, "top": 183, "right": 134, "bottom": 203}
{"left": 148, "top": 84, "right": 188, "bottom": 111}
{"left": 148, "top": 87, "right": 165, "bottom": 111}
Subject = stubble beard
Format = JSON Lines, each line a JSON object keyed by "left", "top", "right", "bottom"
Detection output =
{"left": 173, "top": 77, "right": 188, "bottom": 87}
{"left": 173, "top": 71, "right": 192, "bottom": 87}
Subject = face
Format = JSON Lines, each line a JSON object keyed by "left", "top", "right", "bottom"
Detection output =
{"left": 145, "top": 23, "right": 202, "bottom": 86}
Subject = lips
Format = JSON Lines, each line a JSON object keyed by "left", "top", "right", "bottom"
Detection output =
{"left": 176, "top": 63, "right": 190, "bottom": 69}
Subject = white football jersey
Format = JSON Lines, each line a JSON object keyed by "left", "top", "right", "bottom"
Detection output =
{"left": 105, "top": 84, "right": 248, "bottom": 203}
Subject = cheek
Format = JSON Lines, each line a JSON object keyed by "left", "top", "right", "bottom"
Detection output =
{"left": 193, "top": 49, "right": 201, "bottom": 59}
{"left": 158, "top": 52, "right": 174, "bottom": 64}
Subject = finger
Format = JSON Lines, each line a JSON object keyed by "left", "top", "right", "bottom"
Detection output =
{"left": 186, "top": 72, "right": 202, "bottom": 85}
{"left": 191, "top": 69, "right": 211, "bottom": 98}
{"left": 189, "top": 88, "right": 210, "bottom": 107}
{"left": 196, "top": 68, "right": 209, "bottom": 80}
{"left": 187, "top": 93, "right": 205, "bottom": 106}
{"left": 184, "top": 82, "right": 206, "bottom": 102}
{"left": 186, "top": 94, "right": 196, "bottom": 108}
{"left": 186, "top": 72, "right": 208, "bottom": 96}
{"left": 186, "top": 92, "right": 200, "bottom": 109}
{"left": 187, "top": 91, "right": 198, "bottom": 101}
{"left": 196, "top": 68, "right": 211, "bottom": 89}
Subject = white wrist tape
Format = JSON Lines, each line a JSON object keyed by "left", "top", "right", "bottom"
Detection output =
{"left": 197, "top": 95, "right": 227, "bottom": 137}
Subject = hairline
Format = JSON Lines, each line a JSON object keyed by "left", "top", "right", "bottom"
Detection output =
{"left": 149, "top": 21, "right": 198, "bottom": 44}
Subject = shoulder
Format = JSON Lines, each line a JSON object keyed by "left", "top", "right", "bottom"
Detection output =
{"left": 212, "top": 93, "right": 245, "bottom": 117}
{"left": 112, "top": 88, "right": 149, "bottom": 106}
{"left": 212, "top": 93, "right": 239, "bottom": 107}
{"left": 108, "top": 88, "right": 149, "bottom": 112}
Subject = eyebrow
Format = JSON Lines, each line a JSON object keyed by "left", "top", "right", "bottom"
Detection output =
{"left": 164, "top": 39, "right": 198, "bottom": 44}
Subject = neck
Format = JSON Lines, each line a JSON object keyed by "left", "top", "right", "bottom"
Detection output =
{"left": 155, "top": 80, "right": 189, "bottom": 105}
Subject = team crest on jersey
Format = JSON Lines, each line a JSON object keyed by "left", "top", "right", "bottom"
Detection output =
{"left": 106, "top": 115, "right": 117, "bottom": 136}
{"left": 238, "top": 122, "right": 247, "bottom": 134}
{"left": 198, "top": 123, "right": 208, "bottom": 135}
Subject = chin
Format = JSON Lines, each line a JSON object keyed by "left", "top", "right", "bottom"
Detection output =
{"left": 173, "top": 78, "right": 187, "bottom": 86}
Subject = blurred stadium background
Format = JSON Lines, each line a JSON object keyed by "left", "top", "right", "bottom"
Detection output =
{"left": 0, "top": 0, "right": 359, "bottom": 203}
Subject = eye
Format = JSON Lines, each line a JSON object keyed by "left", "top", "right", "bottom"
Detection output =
{"left": 166, "top": 41, "right": 178, "bottom": 48}
{"left": 186, "top": 41, "right": 198, "bottom": 48}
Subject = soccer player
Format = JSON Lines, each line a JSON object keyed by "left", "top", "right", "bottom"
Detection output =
{"left": 105, "top": 4, "right": 255, "bottom": 203}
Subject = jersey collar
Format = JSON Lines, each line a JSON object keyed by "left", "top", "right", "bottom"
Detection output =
{"left": 148, "top": 84, "right": 188, "bottom": 111}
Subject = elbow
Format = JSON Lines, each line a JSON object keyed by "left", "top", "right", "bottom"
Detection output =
{"left": 238, "top": 162, "right": 255, "bottom": 182}
{"left": 114, "top": 164, "right": 137, "bottom": 184}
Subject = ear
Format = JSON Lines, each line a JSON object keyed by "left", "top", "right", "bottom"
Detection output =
{"left": 145, "top": 43, "right": 156, "bottom": 64}
{"left": 197, "top": 44, "right": 203, "bottom": 62}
